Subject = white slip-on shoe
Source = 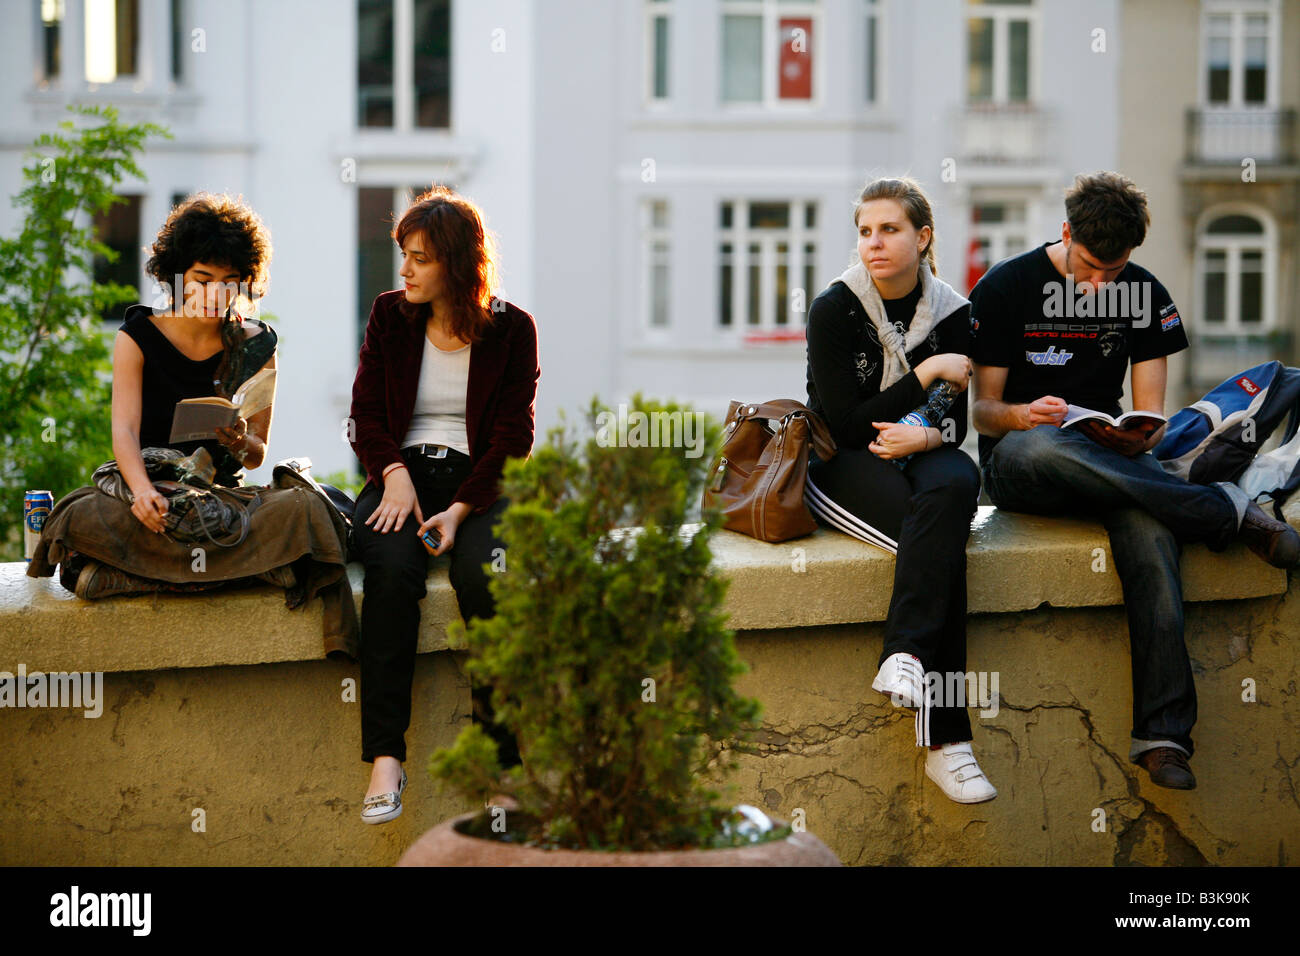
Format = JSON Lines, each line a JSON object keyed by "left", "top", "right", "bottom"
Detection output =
{"left": 871, "top": 653, "right": 925, "bottom": 709}
{"left": 361, "top": 767, "right": 408, "bottom": 825}
{"left": 925, "top": 742, "right": 997, "bottom": 804}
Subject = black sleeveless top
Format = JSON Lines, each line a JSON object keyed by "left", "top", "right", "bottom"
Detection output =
{"left": 120, "top": 304, "right": 278, "bottom": 485}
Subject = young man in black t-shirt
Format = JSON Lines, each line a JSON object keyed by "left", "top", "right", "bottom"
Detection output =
{"left": 969, "top": 171, "right": 1300, "bottom": 791}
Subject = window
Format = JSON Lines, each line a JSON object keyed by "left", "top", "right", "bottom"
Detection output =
{"left": 358, "top": 0, "right": 394, "bottom": 126}
{"left": 357, "top": 185, "right": 429, "bottom": 343}
{"left": 84, "top": 0, "right": 138, "bottom": 83}
{"left": 644, "top": 200, "right": 671, "bottom": 328}
{"left": 171, "top": 0, "right": 184, "bottom": 82}
{"left": 965, "top": 199, "right": 1027, "bottom": 292}
{"left": 1196, "top": 211, "right": 1273, "bottom": 333}
{"left": 864, "top": 0, "right": 881, "bottom": 105}
{"left": 93, "top": 194, "right": 143, "bottom": 321}
{"left": 413, "top": 0, "right": 451, "bottom": 126}
{"left": 717, "top": 200, "right": 816, "bottom": 337}
{"left": 966, "top": 0, "right": 1035, "bottom": 104}
{"left": 39, "top": 0, "right": 62, "bottom": 83}
{"left": 646, "top": 1, "right": 670, "bottom": 103}
{"left": 720, "top": 1, "right": 818, "bottom": 106}
{"left": 357, "top": 0, "right": 451, "bottom": 129}
{"left": 1201, "top": 1, "right": 1278, "bottom": 107}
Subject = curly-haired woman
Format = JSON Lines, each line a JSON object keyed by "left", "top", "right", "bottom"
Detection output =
{"left": 111, "top": 192, "right": 277, "bottom": 532}
{"left": 349, "top": 186, "right": 539, "bottom": 824}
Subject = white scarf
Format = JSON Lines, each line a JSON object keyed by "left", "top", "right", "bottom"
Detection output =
{"left": 834, "top": 261, "right": 970, "bottom": 389}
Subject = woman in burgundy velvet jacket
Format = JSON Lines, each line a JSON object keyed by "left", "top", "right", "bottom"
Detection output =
{"left": 348, "top": 187, "right": 538, "bottom": 824}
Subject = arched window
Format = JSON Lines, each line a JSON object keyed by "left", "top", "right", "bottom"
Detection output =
{"left": 1196, "top": 210, "right": 1274, "bottom": 333}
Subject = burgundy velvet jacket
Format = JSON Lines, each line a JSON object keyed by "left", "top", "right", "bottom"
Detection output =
{"left": 349, "top": 290, "right": 539, "bottom": 512}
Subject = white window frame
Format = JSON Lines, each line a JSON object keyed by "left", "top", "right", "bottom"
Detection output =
{"left": 644, "top": 0, "right": 671, "bottom": 106}
{"left": 359, "top": 0, "right": 450, "bottom": 131}
{"left": 719, "top": 0, "right": 824, "bottom": 111}
{"left": 1198, "top": 0, "right": 1280, "bottom": 108}
{"left": 83, "top": 0, "right": 141, "bottom": 85}
{"left": 965, "top": 1, "right": 1039, "bottom": 105}
{"left": 1193, "top": 205, "right": 1277, "bottom": 334}
{"left": 38, "top": 0, "right": 198, "bottom": 95}
{"left": 968, "top": 192, "right": 1032, "bottom": 286}
{"left": 717, "top": 199, "right": 816, "bottom": 334}
{"left": 642, "top": 199, "right": 672, "bottom": 332}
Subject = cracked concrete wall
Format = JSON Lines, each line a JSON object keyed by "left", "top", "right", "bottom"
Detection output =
{"left": 0, "top": 653, "right": 478, "bottom": 866}
{"left": 2, "top": 582, "right": 1296, "bottom": 865}
{"left": 721, "top": 589, "right": 1299, "bottom": 866}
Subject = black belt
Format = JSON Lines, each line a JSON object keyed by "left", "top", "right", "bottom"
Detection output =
{"left": 403, "top": 443, "right": 469, "bottom": 462}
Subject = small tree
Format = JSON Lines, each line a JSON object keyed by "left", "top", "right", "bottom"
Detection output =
{"left": 431, "top": 396, "right": 764, "bottom": 851}
{"left": 0, "top": 105, "right": 169, "bottom": 558}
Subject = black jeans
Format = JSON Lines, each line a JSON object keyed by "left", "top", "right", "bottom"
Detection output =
{"left": 352, "top": 446, "right": 519, "bottom": 766}
{"left": 982, "top": 425, "right": 1248, "bottom": 759}
{"left": 807, "top": 444, "right": 981, "bottom": 746}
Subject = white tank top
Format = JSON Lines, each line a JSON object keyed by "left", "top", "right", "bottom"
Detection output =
{"left": 400, "top": 336, "right": 471, "bottom": 455}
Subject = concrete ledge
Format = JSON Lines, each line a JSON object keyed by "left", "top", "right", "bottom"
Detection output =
{"left": 1, "top": 506, "right": 1287, "bottom": 672}
{"left": 715, "top": 506, "right": 1288, "bottom": 629}
{"left": 3, "top": 504, "right": 1297, "bottom": 866}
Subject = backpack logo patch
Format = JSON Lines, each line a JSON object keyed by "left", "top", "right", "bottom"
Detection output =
{"left": 1237, "top": 376, "right": 1260, "bottom": 395}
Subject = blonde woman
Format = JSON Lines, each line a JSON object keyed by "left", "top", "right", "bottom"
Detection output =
{"left": 804, "top": 177, "right": 995, "bottom": 803}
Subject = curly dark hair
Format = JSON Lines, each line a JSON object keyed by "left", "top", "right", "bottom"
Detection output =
{"left": 1064, "top": 172, "right": 1150, "bottom": 262}
{"left": 146, "top": 193, "right": 273, "bottom": 397}
{"left": 393, "top": 186, "right": 499, "bottom": 343}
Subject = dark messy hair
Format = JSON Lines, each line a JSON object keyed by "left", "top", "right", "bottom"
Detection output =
{"left": 1064, "top": 171, "right": 1150, "bottom": 262}
{"left": 146, "top": 193, "right": 274, "bottom": 396}
{"left": 393, "top": 185, "right": 499, "bottom": 343}
{"left": 853, "top": 176, "right": 938, "bottom": 275}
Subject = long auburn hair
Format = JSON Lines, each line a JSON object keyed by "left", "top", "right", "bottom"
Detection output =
{"left": 393, "top": 186, "right": 499, "bottom": 343}
{"left": 853, "top": 176, "right": 938, "bottom": 276}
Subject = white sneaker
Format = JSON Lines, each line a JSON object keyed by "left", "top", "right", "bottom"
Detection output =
{"left": 925, "top": 742, "right": 997, "bottom": 804}
{"left": 361, "top": 767, "right": 408, "bottom": 824}
{"left": 871, "top": 653, "right": 925, "bottom": 709}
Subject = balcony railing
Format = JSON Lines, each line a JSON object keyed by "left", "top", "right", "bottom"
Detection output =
{"left": 957, "top": 103, "right": 1048, "bottom": 165}
{"left": 1185, "top": 107, "right": 1297, "bottom": 165}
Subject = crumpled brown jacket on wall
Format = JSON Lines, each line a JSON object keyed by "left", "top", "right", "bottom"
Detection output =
{"left": 26, "top": 480, "right": 359, "bottom": 661}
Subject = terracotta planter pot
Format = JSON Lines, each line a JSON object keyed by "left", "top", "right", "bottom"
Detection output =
{"left": 398, "top": 811, "right": 842, "bottom": 867}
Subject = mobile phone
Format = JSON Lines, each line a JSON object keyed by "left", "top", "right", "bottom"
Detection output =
{"left": 420, "top": 528, "right": 442, "bottom": 554}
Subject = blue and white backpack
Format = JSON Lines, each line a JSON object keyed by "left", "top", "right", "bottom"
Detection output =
{"left": 1154, "top": 360, "right": 1300, "bottom": 518}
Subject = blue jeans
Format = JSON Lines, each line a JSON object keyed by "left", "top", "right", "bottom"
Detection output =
{"left": 982, "top": 426, "right": 1249, "bottom": 759}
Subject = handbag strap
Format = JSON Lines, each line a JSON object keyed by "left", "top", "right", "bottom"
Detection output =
{"left": 730, "top": 399, "right": 837, "bottom": 461}
{"left": 160, "top": 483, "right": 256, "bottom": 549}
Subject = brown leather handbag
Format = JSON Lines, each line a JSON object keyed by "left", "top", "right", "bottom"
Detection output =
{"left": 702, "top": 400, "right": 836, "bottom": 542}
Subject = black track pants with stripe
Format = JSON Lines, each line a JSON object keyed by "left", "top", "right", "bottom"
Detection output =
{"left": 805, "top": 444, "right": 979, "bottom": 746}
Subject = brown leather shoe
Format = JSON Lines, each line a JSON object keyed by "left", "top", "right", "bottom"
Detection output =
{"left": 1137, "top": 747, "right": 1196, "bottom": 790}
{"left": 1239, "top": 501, "right": 1300, "bottom": 568}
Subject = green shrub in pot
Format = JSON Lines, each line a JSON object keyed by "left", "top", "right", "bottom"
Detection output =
{"left": 430, "top": 395, "right": 772, "bottom": 851}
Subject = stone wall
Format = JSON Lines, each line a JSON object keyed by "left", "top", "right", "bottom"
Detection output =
{"left": 1, "top": 507, "right": 1295, "bottom": 865}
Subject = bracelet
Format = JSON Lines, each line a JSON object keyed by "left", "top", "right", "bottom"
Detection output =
{"left": 382, "top": 462, "right": 407, "bottom": 478}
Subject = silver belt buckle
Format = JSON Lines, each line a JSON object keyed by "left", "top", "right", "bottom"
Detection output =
{"left": 428, "top": 445, "right": 449, "bottom": 459}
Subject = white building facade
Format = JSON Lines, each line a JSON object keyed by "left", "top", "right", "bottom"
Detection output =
{"left": 0, "top": 0, "right": 1137, "bottom": 482}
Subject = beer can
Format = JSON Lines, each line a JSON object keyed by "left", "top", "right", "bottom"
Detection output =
{"left": 24, "top": 490, "right": 53, "bottom": 561}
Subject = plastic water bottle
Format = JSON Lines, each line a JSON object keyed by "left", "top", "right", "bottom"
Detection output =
{"left": 892, "top": 381, "right": 958, "bottom": 468}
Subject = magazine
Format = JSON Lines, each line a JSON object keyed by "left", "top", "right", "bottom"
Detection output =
{"left": 168, "top": 367, "right": 276, "bottom": 443}
{"left": 1062, "top": 404, "right": 1166, "bottom": 433}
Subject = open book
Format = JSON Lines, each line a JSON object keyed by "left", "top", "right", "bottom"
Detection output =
{"left": 1062, "top": 404, "right": 1166, "bottom": 433}
{"left": 169, "top": 367, "right": 276, "bottom": 443}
